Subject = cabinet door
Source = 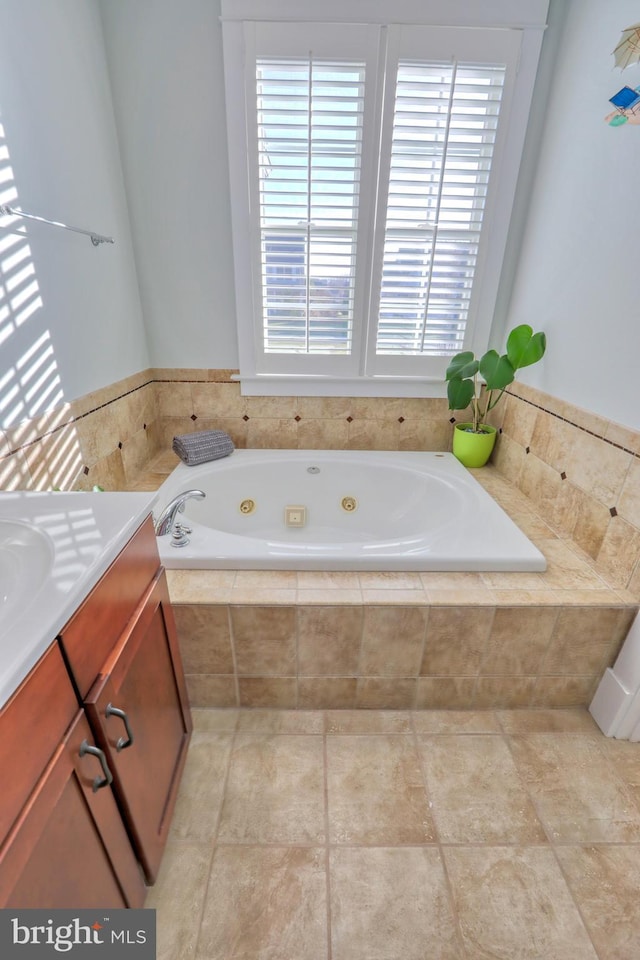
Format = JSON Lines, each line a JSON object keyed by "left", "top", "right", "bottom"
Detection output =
{"left": 84, "top": 570, "right": 192, "bottom": 884}
{"left": 0, "top": 711, "right": 146, "bottom": 908}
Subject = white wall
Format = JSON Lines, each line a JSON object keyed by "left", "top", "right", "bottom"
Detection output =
{"left": 99, "top": 0, "right": 238, "bottom": 369}
{"left": 0, "top": 0, "right": 149, "bottom": 422}
{"left": 505, "top": 0, "right": 640, "bottom": 430}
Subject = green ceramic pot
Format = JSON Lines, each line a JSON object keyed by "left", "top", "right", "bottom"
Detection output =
{"left": 452, "top": 423, "right": 497, "bottom": 468}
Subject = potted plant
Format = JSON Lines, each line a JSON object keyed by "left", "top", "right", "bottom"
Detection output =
{"left": 445, "top": 323, "right": 546, "bottom": 467}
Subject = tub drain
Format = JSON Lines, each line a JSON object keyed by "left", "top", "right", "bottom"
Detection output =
{"left": 341, "top": 496, "right": 357, "bottom": 512}
{"left": 239, "top": 498, "right": 256, "bottom": 515}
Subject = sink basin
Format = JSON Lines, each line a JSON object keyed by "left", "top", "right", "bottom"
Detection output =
{"left": 0, "top": 519, "right": 55, "bottom": 633}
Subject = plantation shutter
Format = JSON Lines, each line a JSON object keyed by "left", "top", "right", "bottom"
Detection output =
{"left": 256, "top": 56, "right": 366, "bottom": 357}
{"left": 375, "top": 60, "right": 507, "bottom": 358}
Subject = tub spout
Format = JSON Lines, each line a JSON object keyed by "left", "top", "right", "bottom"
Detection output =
{"left": 154, "top": 489, "right": 206, "bottom": 537}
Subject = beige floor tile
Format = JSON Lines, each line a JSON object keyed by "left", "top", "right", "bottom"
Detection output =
{"left": 556, "top": 845, "right": 640, "bottom": 960}
{"left": 412, "top": 709, "right": 501, "bottom": 735}
{"left": 168, "top": 732, "right": 233, "bottom": 842}
{"left": 330, "top": 847, "right": 462, "bottom": 960}
{"left": 145, "top": 841, "right": 213, "bottom": 960}
{"left": 444, "top": 846, "right": 598, "bottom": 960}
{"left": 418, "top": 735, "right": 546, "bottom": 843}
{"left": 509, "top": 734, "right": 640, "bottom": 841}
{"left": 197, "top": 846, "right": 328, "bottom": 960}
{"left": 497, "top": 707, "right": 599, "bottom": 734}
{"left": 236, "top": 708, "right": 324, "bottom": 734}
{"left": 217, "top": 734, "right": 325, "bottom": 843}
{"left": 191, "top": 708, "right": 238, "bottom": 732}
{"left": 324, "top": 709, "right": 412, "bottom": 734}
{"left": 326, "top": 735, "right": 435, "bottom": 843}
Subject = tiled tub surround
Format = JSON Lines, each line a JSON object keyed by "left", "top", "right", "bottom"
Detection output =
{"left": 0, "top": 369, "right": 162, "bottom": 492}
{"left": 4, "top": 368, "right": 640, "bottom": 708}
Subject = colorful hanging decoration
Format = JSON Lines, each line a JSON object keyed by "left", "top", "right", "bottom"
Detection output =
{"left": 606, "top": 23, "right": 640, "bottom": 125}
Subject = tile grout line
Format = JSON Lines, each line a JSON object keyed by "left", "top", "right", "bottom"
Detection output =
{"left": 501, "top": 730, "right": 606, "bottom": 960}
{"left": 409, "top": 713, "right": 469, "bottom": 958}
{"left": 322, "top": 715, "right": 334, "bottom": 960}
{"left": 190, "top": 715, "right": 240, "bottom": 960}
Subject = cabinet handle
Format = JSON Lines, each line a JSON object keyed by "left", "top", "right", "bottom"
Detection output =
{"left": 79, "top": 740, "right": 114, "bottom": 792}
{"left": 105, "top": 703, "right": 135, "bottom": 752}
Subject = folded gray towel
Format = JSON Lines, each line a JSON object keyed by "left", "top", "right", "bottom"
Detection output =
{"left": 172, "top": 429, "right": 235, "bottom": 465}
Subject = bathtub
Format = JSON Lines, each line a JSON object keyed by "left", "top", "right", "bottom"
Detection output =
{"left": 154, "top": 449, "right": 546, "bottom": 572}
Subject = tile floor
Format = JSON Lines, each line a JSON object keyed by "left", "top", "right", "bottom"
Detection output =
{"left": 146, "top": 707, "right": 640, "bottom": 960}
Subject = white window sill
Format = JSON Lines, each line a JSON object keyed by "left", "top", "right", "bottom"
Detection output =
{"left": 233, "top": 375, "right": 449, "bottom": 398}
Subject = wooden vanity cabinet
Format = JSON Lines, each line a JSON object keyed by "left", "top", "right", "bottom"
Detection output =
{"left": 59, "top": 515, "right": 192, "bottom": 885}
{"left": 0, "top": 709, "right": 146, "bottom": 908}
{"left": 0, "top": 513, "right": 191, "bottom": 904}
{"left": 0, "top": 645, "right": 145, "bottom": 908}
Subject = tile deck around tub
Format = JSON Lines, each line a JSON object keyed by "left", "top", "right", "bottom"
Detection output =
{"left": 130, "top": 451, "right": 638, "bottom": 710}
{"left": 130, "top": 450, "right": 637, "bottom": 607}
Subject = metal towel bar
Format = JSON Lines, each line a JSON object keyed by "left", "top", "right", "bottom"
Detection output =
{"left": 0, "top": 204, "right": 114, "bottom": 246}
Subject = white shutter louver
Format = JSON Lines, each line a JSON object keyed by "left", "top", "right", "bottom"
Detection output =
{"left": 375, "top": 60, "right": 506, "bottom": 357}
{"left": 256, "top": 57, "right": 365, "bottom": 355}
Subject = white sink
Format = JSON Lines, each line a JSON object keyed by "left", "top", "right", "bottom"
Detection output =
{"left": 0, "top": 519, "right": 54, "bottom": 630}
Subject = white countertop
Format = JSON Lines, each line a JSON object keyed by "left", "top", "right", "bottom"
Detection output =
{"left": 0, "top": 490, "right": 158, "bottom": 710}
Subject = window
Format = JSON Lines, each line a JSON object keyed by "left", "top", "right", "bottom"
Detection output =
{"left": 222, "top": 1, "right": 548, "bottom": 395}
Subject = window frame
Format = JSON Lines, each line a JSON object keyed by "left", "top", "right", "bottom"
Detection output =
{"left": 221, "top": 0, "right": 549, "bottom": 397}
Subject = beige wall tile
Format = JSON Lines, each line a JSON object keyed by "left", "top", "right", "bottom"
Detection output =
{"left": 481, "top": 606, "right": 558, "bottom": 675}
{"left": 296, "top": 417, "right": 349, "bottom": 448}
{"left": 491, "top": 431, "right": 526, "bottom": 484}
{"left": 473, "top": 676, "right": 536, "bottom": 708}
{"left": 191, "top": 380, "right": 246, "bottom": 419}
{"left": 420, "top": 607, "right": 494, "bottom": 676}
{"left": 360, "top": 606, "right": 428, "bottom": 677}
{"left": 397, "top": 418, "right": 452, "bottom": 451}
{"left": 297, "top": 606, "right": 363, "bottom": 676}
{"left": 173, "top": 604, "right": 233, "bottom": 674}
{"left": 617, "top": 457, "right": 640, "bottom": 529}
{"left": 155, "top": 381, "right": 193, "bottom": 419}
{"left": 297, "top": 678, "right": 357, "bottom": 709}
{"left": 246, "top": 417, "right": 298, "bottom": 448}
{"left": 530, "top": 409, "right": 578, "bottom": 473}
{"left": 531, "top": 676, "right": 598, "bottom": 707}
{"left": 415, "top": 677, "right": 476, "bottom": 709}
{"left": 572, "top": 492, "right": 613, "bottom": 560}
{"left": 195, "top": 416, "right": 248, "bottom": 447}
{"left": 566, "top": 431, "right": 632, "bottom": 505}
{"left": 185, "top": 675, "right": 237, "bottom": 708}
{"left": 347, "top": 419, "right": 399, "bottom": 450}
{"left": 246, "top": 396, "right": 298, "bottom": 419}
{"left": 237, "top": 677, "right": 298, "bottom": 708}
{"left": 597, "top": 516, "right": 640, "bottom": 590}
{"left": 542, "top": 607, "right": 632, "bottom": 676}
{"left": 520, "top": 455, "right": 581, "bottom": 538}
{"left": 502, "top": 392, "right": 539, "bottom": 447}
{"left": 355, "top": 678, "right": 417, "bottom": 709}
{"left": 296, "top": 397, "right": 353, "bottom": 419}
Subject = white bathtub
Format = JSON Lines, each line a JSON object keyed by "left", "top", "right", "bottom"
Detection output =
{"left": 154, "top": 449, "right": 546, "bottom": 572}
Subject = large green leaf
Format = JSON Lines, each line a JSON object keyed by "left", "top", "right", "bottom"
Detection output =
{"left": 446, "top": 352, "right": 478, "bottom": 381}
{"left": 447, "top": 377, "right": 475, "bottom": 411}
{"left": 479, "top": 350, "right": 515, "bottom": 390}
{"left": 506, "top": 325, "right": 547, "bottom": 370}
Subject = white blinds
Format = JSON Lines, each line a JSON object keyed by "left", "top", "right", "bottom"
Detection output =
{"left": 256, "top": 58, "right": 365, "bottom": 355}
{"left": 375, "top": 61, "right": 506, "bottom": 357}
